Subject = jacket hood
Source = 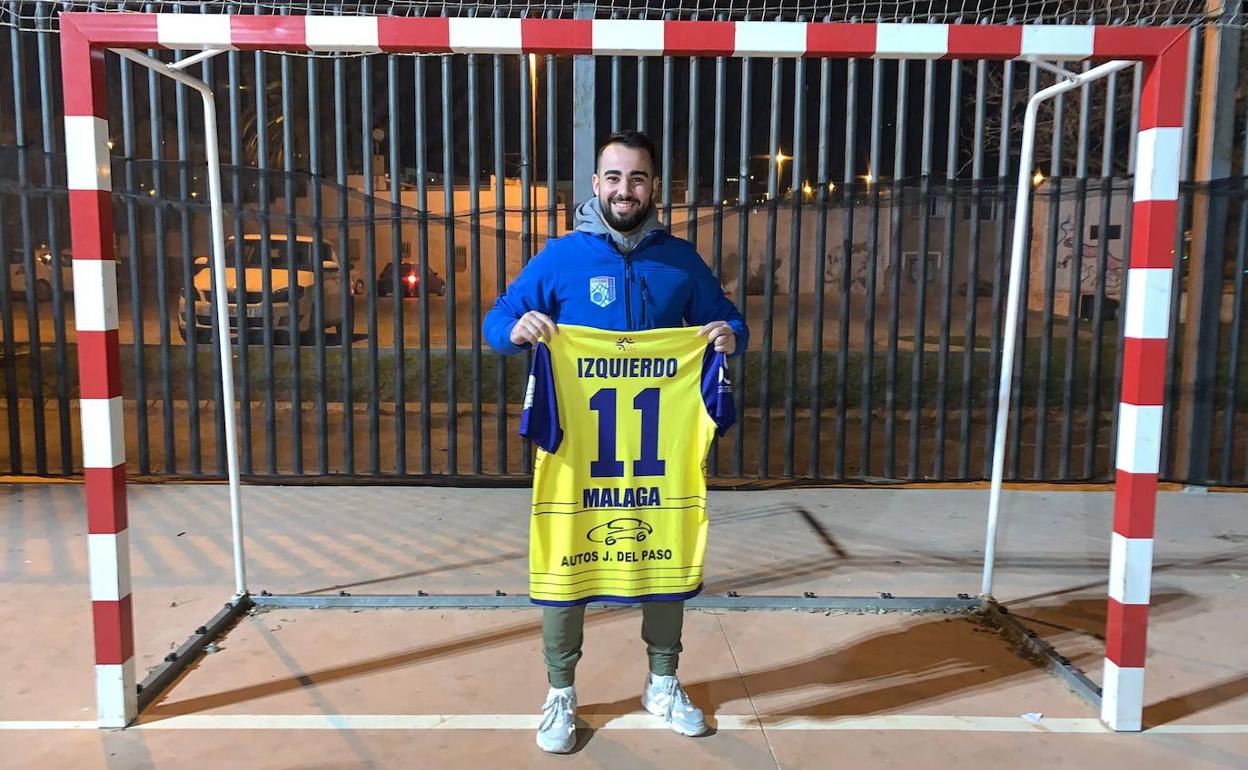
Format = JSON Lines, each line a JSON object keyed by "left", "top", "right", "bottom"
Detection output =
{"left": 574, "top": 196, "right": 663, "bottom": 254}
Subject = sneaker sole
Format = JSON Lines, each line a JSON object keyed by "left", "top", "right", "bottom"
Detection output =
{"left": 535, "top": 733, "right": 576, "bottom": 754}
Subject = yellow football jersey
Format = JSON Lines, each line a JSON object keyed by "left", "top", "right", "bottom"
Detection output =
{"left": 520, "top": 324, "right": 735, "bottom": 606}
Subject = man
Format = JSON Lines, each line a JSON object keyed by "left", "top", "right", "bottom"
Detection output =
{"left": 484, "top": 129, "right": 749, "bottom": 753}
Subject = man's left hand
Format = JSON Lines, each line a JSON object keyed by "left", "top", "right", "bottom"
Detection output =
{"left": 698, "top": 321, "right": 737, "bottom": 355}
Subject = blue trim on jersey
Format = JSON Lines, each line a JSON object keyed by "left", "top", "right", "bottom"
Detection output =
{"left": 519, "top": 342, "right": 562, "bottom": 453}
{"left": 483, "top": 229, "right": 749, "bottom": 358}
{"left": 530, "top": 584, "right": 704, "bottom": 607}
{"left": 701, "top": 346, "right": 737, "bottom": 437}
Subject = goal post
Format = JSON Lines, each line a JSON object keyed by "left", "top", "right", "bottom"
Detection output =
{"left": 58, "top": 12, "right": 1187, "bottom": 732}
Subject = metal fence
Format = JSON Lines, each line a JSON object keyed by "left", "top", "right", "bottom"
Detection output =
{"left": 0, "top": 12, "right": 1245, "bottom": 484}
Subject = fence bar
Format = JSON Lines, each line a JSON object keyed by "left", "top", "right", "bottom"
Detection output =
{"left": 1008, "top": 65, "right": 1042, "bottom": 479}
{"left": 809, "top": 54, "right": 832, "bottom": 478}
{"left": 661, "top": 41, "right": 673, "bottom": 228}
{"left": 442, "top": 55, "right": 458, "bottom": 475}
{"left": 637, "top": 55, "right": 647, "bottom": 132}
{"left": 1160, "top": 38, "right": 1200, "bottom": 480}
{"left": 333, "top": 50, "right": 355, "bottom": 475}
{"left": 415, "top": 55, "right": 433, "bottom": 475}
{"left": 862, "top": 58, "right": 884, "bottom": 477}
{"left": 34, "top": 8, "right": 71, "bottom": 473}
{"left": 520, "top": 52, "right": 533, "bottom": 472}
{"left": 984, "top": 59, "right": 1014, "bottom": 478}
{"left": 1059, "top": 64, "right": 1094, "bottom": 479}
{"left": 959, "top": 60, "right": 987, "bottom": 479}
{"left": 389, "top": 54, "right": 406, "bottom": 475}
{"left": 469, "top": 53, "right": 483, "bottom": 476}
{"left": 253, "top": 42, "right": 276, "bottom": 475}
{"left": 1035, "top": 77, "right": 1066, "bottom": 479}
{"left": 546, "top": 53, "right": 558, "bottom": 241}
{"left": 733, "top": 55, "right": 751, "bottom": 478}
{"left": 0, "top": 22, "right": 14, "bottom": 471}
{"left": 708, "top": 46, "right": 726, "bottom": 476}
{"left": 117, "top": 53, "right": 151, "bottom": 474}
{"left": 361, "top": 56, "right": 380, "bottom": 474}
{"left": 1107, "top": 64, "right": 1144, "bottom": 473}
{"left": 1083, "top": 70, "right": 1118, "bottom": 479}
{"left": 758, "top": 56, "right": 782, "bottom": 478}
{"left": 1224, "top": 146, "right": 1248, "bottom": 481}
{"left": 908, "top": 59, "right": 935, "bottom": 479}
{"left": 197, "top": 41, "right": 225, "bottom": 477}
{"left": 836, "top": 55, "right": 858, "bottom": 479}
{"left": 934, "top": 60, "right": 961, "bottom": 478}
{"left": 146, "top": 33, "right": 175, "bottom": 473}
{"left": 687, "top": 55, "right": 700, "bottom": 247}
{"left": 280, "top": 48, "right": 303, "bottom": 475}
{"left": 783, "top": 56, "right": 805, "bottom": 477}
{"left": 225, "top": 46, "right": 252, "bottom": 476}
{"left": 884, "top": 59, "right": 909, "bottom": 479}
{"left": 173, "top": 46, "right": 202, "bottom": 475}
{"left": 610, "top": 12, "right": 621, "bottom": 132}
{"left": 9, "top": 18, "right": 46, "bottom": 474}
{"left": 492, "top": 53, "right": 507, "bottom": 474}
{"left": 307, "top": 54, "right": 328, "bottom": 474}
{"left": 0, "top": 191, "right": 18, "bottom": 472}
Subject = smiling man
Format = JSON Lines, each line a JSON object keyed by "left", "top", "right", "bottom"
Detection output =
{"left": 483, "top": 130, "right": 749, "bottom": 753}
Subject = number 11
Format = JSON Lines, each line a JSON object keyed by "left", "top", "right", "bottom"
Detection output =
{"left": 588, "top": 387, "right": 665, "bottom": 478}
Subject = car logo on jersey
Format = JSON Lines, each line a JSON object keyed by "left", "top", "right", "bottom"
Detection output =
{"left": 589, "top": 276, "right": 616, "bottom": 308}
{"left": 587, "top": 518, "right": 653, "bottom": 546}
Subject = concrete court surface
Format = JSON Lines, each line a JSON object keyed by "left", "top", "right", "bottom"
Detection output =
{"left": 0, "top": 482, "right": 1246, "bottom": 769}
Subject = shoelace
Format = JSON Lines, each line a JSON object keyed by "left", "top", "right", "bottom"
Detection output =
{"left": 655, "top": 679, "right": 696, "bottom": 718}
{"left": 539, "top": 691, "right": 574, "bottom": 732}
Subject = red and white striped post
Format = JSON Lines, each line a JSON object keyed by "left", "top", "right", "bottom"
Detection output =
{"left": 1102, "top": 29, "right": 1189, "bottom": 732}
{"left": 60, "top": 17, "right": 136, "bottom": 728}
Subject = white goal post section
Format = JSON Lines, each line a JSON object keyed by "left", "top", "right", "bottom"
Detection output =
{"left": 59, "top": 13, "right": 1188, "bottom": 731}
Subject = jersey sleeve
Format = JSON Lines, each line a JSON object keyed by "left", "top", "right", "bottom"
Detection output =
{"left": 519, "top": 341, "right": 563, "bottom": 453}
{"left": 701, "top": 345, "right": 736, "bottom": 437}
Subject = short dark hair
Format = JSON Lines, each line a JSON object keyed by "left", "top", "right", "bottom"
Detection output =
{"left": 595, "top": 130, "right": 659, "bottom": 174}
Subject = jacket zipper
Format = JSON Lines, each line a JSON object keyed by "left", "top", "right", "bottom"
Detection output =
{"left": 623, "top": 252, "right": 635, "bottom": 330}
{"left": 639, "top": 276, "right": 649, "bottom": 327}
{"left": 613, "top": 231, "right": 659, "bottom": 331}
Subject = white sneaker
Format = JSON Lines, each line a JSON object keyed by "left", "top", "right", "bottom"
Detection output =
{"left": 641, "top": 674, "right": 708, "bottom": 736}
{"left": 536, "top": 685, "right": 577, "bottom": 753}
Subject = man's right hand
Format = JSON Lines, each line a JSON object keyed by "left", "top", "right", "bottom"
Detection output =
{"left": 509, "top": 311, "right": 559, "bottom": 347}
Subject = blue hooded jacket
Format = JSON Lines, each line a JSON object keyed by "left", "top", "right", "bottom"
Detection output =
{"left": 483, "top": 200, "right": 750, "bottom": 357}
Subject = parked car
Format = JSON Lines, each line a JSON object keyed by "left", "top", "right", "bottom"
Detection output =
{"left": 377, "top": 262, "right": 446, "bottom": 298}
{"left": 7, "top": 245, "right": 72, "bottom": 301}
{"left": 178, "top": 233, "right": 349, "bottom": 344}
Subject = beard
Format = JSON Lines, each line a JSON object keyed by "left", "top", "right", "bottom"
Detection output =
{"left": 599, "top": 192, "right": 652, "bottom": 233}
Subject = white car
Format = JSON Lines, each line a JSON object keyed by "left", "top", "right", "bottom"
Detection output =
{"left": 6, "top": 245, "right": 72, "bottom": 302}
{"left": 178, "top": 233, "right": 350, "bottom": 344}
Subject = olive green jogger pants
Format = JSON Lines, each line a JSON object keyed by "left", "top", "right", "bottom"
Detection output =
{"left": 542, "top": 601, "right": 684, "bottom": 688}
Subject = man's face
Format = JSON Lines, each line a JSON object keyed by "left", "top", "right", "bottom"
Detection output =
{"left": 592, "top": 144, "right": 657, "bottom": 233}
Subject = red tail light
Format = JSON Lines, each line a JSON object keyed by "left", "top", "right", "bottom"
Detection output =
{"left": 406, "top": 274, "right": 417, "bottom": 285}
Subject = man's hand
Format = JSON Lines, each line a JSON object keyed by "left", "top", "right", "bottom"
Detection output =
{"left": 698, "top": 321, "right": 737, "bottom": 355}
{"left": 509, "top": 311, "right": 559, "bottom": 347}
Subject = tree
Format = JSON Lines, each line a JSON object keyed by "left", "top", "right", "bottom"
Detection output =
{"left": 958, "top": 61, "right": 1135, "bottom": 179}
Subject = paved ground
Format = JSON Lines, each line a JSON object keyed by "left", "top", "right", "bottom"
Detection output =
{"left": 1, "top": 484, "right": 1246, "bottom": 769}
